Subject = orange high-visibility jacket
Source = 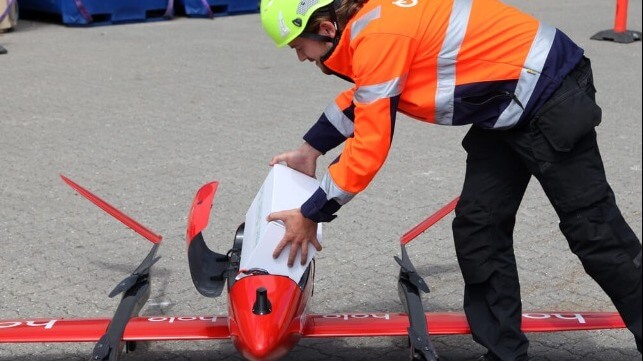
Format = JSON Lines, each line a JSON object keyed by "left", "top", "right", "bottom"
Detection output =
{"left": 300, "top": 0, "right": 584, "bottom": 222}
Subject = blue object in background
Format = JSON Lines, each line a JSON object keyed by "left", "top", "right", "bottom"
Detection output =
{"left": 176, "top": 0, "right": 259, "bottom": 18}
{"left": 19, "top": 0, "right": 174, "bottom": 25}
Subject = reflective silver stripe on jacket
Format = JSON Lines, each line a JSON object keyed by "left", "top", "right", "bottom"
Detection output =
{"left": 494, "top": 23, "right": 556, "bottom": 128}
{"left": 349, "top": 5, "right": 404, "bottom": 105}
{"left": 354, "top": 76, "right": 405, "bottom": 104}
{"left": 434, "top": 0, "right": 472, "bottom": 125}
{"left": 321, "top": 173, "right": 355, "bottom": 205}
{"left": 325, "top": 102, "right": 354, "bottom": 137}
{"left": 351, "top": 6, "right": 381, "bottom": 41}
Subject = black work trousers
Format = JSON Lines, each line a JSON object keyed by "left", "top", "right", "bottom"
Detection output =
{"left": 452, "top": 57, "right": 642, "bottom": 361}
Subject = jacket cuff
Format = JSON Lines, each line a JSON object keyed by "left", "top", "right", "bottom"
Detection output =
{"left": 300, "top": 187, "right": 341, "bottom": 223}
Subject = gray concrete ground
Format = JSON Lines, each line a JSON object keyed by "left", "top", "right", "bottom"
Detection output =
{"left": 0, "top": 0, "right": 641, "bottom": 360}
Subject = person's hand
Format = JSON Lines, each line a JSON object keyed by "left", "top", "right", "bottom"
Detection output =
{"left": 269, "top": 142, "right": 322, "bottom": 178}
{"left": 268, "top": 208, "right": 322, "bottom": 267}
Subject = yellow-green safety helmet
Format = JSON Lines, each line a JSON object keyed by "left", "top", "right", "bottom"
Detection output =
{"left": 261, "top": 0, "right": 335, "bottom": 47}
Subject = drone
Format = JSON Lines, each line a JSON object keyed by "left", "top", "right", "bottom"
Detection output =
{"left": 0, "top": 176, "right": 625, "bottom": 361}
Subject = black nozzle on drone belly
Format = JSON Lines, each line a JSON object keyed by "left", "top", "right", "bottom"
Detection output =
{"left": 252, "top": 287, "right": 272, "bottom": 315}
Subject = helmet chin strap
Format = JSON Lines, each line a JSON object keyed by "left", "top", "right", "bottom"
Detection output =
{"left": 323, "top": 0, "right": 342, "bottom": 62}
{"left": 319, "top": 37, "right": 339, "bottom": 62}
{"left": 300, "top": 0, "right": 342, "bottom": 62}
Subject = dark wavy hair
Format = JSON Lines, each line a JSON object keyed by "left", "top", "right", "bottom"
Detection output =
{"left": 304, "top": 0, "right": 369, "bottom": 33}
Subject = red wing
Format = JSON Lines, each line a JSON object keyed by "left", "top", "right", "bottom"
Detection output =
{"left": 2, "top": 312, "right": 624, "bottom": 342}
{"left": 0, "top": 316, "right": 230, "bottom": 343}
{"left": 520, "top": 312, "right": 625, "bottom": 332}
{"left": 60, "top": 175, "right": 162, "bottom": 244}
{"left": 302, "top": 312, "right": 625, "bottom": 337}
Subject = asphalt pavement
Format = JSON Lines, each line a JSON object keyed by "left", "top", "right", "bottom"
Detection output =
{"left": 0, "top": 0, "right": 641, "bottom": 360}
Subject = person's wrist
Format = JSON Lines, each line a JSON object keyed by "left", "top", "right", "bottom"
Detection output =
{"left": 301, "top": 142, "right": 322, "bottom": 159}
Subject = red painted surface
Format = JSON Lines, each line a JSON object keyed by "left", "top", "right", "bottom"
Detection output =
{"left": 228, "top": 274, "right": 313, "bottom": 361}
{"left": 400, "top": 197, "right": 459, "bottom": 245}
{"left": 0, "top": 316, "right": 230, "bottom": 342}
{"left": 186, "top": 181, "right": 218, "bottom": 244}
{"left": 0, "top": 312, "right": 624, "bottom": 344}
{"left": 60, "top": 175, "right": 162, "bottom": 244}
{"left": 302, "top": 311, "right": 625, "bottom": 337}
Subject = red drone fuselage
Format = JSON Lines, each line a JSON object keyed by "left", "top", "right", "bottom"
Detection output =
{"left": 228, "top": 274, "right": 312, "bottom": 361}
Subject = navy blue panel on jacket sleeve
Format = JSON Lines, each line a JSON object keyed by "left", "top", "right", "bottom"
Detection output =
{"left": 303, "top": 112, "right": 348, "bottom": 154}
